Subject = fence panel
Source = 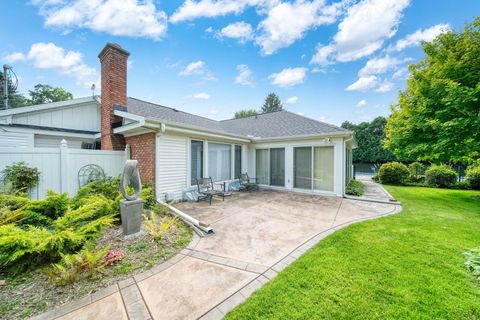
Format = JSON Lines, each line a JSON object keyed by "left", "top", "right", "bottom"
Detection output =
{"left": 0, "top": 142, "right": 126, "bottom": 199}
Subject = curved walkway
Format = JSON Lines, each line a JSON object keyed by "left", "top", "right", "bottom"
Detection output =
{"left": 32, "top": 185, "right": 401, "bottom": 320}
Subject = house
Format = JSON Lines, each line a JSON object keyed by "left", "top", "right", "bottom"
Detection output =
{"left": 0, "top": 43, "right": 355, "bottom": 200}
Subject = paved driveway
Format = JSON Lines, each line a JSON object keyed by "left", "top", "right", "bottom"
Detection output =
{"left": 46, "top": 188, "right": 400, "bottom": 320}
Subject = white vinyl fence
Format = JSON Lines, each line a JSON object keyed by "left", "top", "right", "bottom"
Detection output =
{"left": 0, "top": 140, "right": 127, "bottom": 199}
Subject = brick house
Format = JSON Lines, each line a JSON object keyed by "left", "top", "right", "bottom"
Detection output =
{"left": 0, "top": 43, "right": 356, "bottom": 200}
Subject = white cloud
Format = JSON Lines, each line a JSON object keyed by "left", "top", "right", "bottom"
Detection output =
{"left": 358, "top": 55, "right": 402, "bottom": 76}
{"left": 179, "top": 60, "right": 216, "bottom": 80}
{"left": 220, "top": 21, "right": 253, "bottom": 43}
{"left": 191, "top": 92, "right": 210, "bottom": 99}
{"left": 256, "top": 0, "right": 343, "bottom": 55}
{"left": 205, "top": 26, "right": 214, "bottom": 33}
{"left": 268, "top": 67, "right": 307, "bottom": 87}
{"left": 285, "top": 96, "right": 298, "bottom": 104}
{"left": 346, "top": 76, "right": 393, "bottom": 93}
{"left": 346, "top": 76, "right": 378, "bottom": 92}
{"left": 375, "top": 81, "right": 393, "bottom": 93}
{"left": 356, "top": 99, "right": 367, "bottom": 107}
{"left": 235, "top": 64, "right": 253, "bottom": 85}
{"left": 34, "top": 0, "right": 167, "bottom": 40}
{"left": 14, "top": 42, "right": 98, "bottom": 88}
{"left": 391, "top": 24, "right": 451, "bottom": 51}
{"left": 392, "top": 67, "right": 408, "bottom": 79}
{"left": 311, "top": 0, "right": 410, "bottom": 65}
{"left": 3, "top": 52, "right": 26, "bottom": 63}
{"left": 170, "top": 0, "right": 265, "bottom": 23}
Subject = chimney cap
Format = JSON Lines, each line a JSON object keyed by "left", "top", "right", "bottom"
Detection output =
{"left": 98, "top": 43, "right": 130, "bottom": 59}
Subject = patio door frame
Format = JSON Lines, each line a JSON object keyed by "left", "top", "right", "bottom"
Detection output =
{"left": 293, "top": 145, "right": 335, "bottom": 193}
{"left": 255, "top": 147, "right": 286, "bottom": 187}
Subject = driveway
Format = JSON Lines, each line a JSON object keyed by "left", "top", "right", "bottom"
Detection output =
{"left": 41, "top": 188, "right": 401, "bottom": 320}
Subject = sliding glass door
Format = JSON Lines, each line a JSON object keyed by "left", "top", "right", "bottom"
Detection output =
{"left": 208, "top": 142, "right": 231, "bottom": 182}
{"left": 256, "top": 149, "right": 269, "bottom": 185}
{"left": 234, "top": 145, "right": 242, "bottom": 179}
{"left": 313, "top": 146, "right": 334, "bottom": 191}
{"left": 191, "top": 140, "right": 203, "bottom": 185}
{"left": 293, "top": 146, "right": 334, "bottom": 192}
{"left": 294, "top": 147, "right": 312, "bottom": 189}
{"left": 270, "top": 148, "right": 285, "bottom": 186}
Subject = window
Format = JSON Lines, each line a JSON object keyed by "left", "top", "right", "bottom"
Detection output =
{"left": 234, "top": 145, "right": 242, "bottom": 179}
{"left": 208, "top": 142, "right": 231, "bottom": 181}
{"left": 294, "top": 147, "right": 312, "bottom": 189}
{"left": 191, "top": 140, "right": 203, "bottom": 185}
{"left": 255, "top": 149, "right": 269, "bottom": 184}
{"left": 313, "top": 147, "right": 334, "bottom": 191}
{"left": 269, "top": 148, "right": 285, "bottom": 186}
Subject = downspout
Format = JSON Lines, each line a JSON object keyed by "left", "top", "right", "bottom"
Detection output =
{"left": 157, "top": 199, "right": 214, "bottom": 237}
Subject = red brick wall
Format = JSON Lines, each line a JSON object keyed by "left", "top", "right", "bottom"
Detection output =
{"left": 125, "top": 133, "right": 156, "bottom": 190}
{"left": 98, "top": 43, "right": 129, "bottom": 150}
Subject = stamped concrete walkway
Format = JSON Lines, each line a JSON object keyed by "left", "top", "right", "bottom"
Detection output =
{"left": 33, "top": 187, "right": 401, "bottom": 320}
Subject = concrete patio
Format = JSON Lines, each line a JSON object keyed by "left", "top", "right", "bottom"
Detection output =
{"left": 34, "top": 186, "right": 401, "bottom": 320}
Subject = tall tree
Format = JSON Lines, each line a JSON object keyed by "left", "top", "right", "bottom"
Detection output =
{"left": 341, "top": 117, "right": 396, "bottom": 163}
{"left": 28, "top": 84, "right": 73, "bottom": 105}
{"left": 0, "top": 71, "right": 29, "bottom": 108}
{"left": 384, "top": 18, "right": 480, "bottom": 163}
{"left": 234, "top": 109, "right": 257, "bottom": 118}
{"left": 261, "top": 92, "right": 283, "bottom": 113}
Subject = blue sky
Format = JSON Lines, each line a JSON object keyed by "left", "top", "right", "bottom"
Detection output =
{"left": 1, "top": 1, "right": 479, "bottom": 125}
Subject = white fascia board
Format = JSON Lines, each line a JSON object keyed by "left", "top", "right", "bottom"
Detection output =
{"left": 0, "top": 124, "right": 97, "bottom": 139}
{"left": 113, "top": 110, "right": 145, "bottom": 122}
{"left": 252, "top": 131, "right": 353, "bottom": 143}
{"left": 0, "top": 96, "right": 98, "bottom": 117}
{"left": 146, "top": 118, "right": 251, "bottom": 141}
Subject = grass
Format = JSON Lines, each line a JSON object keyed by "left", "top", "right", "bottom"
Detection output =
{"left": 226, "top": 186, "right": 480, "bottom": 319}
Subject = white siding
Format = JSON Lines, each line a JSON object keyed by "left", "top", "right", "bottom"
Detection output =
{"left": 34, "top": 135, "right": 93, "bottom": 149}
{"left": 156, "top": 134, "right": 188, "bottom": 200}
{"left": 12, "top": 102, "right": 100, "bottom": 132}
{"left": 0, "top": 130, "right": 33, "bottom": 148}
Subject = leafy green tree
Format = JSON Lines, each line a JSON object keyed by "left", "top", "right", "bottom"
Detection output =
{"left": 341, "top": 117, "right": 396, "bottom": 163}
{"left": 28, "top": 84, "right": 73, "bottom": 105}
{"left": 261, "top": 92, "right": 283, "bottom": 113}
{"left": 0, "top": 71, "right": 29, "bottom": 108}
{"left": 384, "top": 18, "right": 480, "bottom": 163}
{"left": 234, "top": 109, "right": 257, "bottom": 118}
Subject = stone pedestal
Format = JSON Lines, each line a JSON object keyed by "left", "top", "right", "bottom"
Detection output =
{"left": 120, "top": 198, "right": 144, "bottom": 236}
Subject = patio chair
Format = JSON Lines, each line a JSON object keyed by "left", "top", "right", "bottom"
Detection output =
{"left": 195, "top": 177, "right": 228, "bottom": 205}
{"left": 239, "top": 173, "right": 259, "bottom": 191}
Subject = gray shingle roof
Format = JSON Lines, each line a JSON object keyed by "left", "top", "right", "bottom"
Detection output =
{"left": 123, "top": 97, "right": 350, "bottom": 139}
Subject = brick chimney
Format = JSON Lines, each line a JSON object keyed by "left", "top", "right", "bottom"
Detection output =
{"left": 98, "top": 43, "right": 129, "bottom": 150}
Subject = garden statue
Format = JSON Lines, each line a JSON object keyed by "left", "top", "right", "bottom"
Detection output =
{"left": 120, "top": 160, "right": 144, "bottom": 236}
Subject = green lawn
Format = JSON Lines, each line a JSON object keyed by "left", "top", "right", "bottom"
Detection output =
{"left": 226, "top": 187, "right": 480, "bottom": 319}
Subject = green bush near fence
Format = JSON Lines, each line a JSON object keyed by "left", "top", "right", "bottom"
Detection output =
{"left": 425, "top": 165, "right": 458, "bottom": 188}
{"left": 345, "top": 180, "right": 364, "bottom": 196}
{"left": 377, "top": 162, "right": 409, "bottom": 185}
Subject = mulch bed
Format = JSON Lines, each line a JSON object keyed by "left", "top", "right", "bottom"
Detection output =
{"left": 0, "top": 221, "right": 192, "bottom": 319}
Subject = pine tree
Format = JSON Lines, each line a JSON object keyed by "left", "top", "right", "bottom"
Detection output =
{"left": 261, "top": 92, "right": 283, "bottom": 113}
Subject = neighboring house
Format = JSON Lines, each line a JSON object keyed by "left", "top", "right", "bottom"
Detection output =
{"left": 0, "top": 43, "right": 355, "bottom": 200}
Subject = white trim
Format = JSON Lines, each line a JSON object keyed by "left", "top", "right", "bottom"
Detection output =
{"left": 0, "top": 125, "right": 97, "bottom": 139}
{"left": 113, "top": 110, "right": 145, "bottom": 122}
{"left": 0, "top": 97, "right": 97, "bottom": 117}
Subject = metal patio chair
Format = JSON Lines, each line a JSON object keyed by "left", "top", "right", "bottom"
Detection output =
{"left": 195, "top": 177, "right": 228, "bottom": 205}
{"left": 239, "top": 173, "right": 259, "bottom": 191}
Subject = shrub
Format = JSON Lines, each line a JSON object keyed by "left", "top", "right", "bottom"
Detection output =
{"left": 1, "top": 162, "right": 40, "bottom": 193}
{"left": 425, "top": 165, "right": 457, "bottom": 188}
{"left": 377, "top": 162, "right": 409, "bottom": 184}
{"left": 44, "top": 244, "right": 110, "bottom": 285}
{"left": 143, "top": 205, "right": 178, "bottom": 242}
{"left": 464, "top": 247, "right": 480, "bottom": 282}
{"left": 345, "top": 180, "right": 364, "bottom": 196}
{"left": 24, "top": 191, "right": 70, "bottom": 220}
{"left": 408, "top": 162, "right": 424, "bottom": 182}
{"left": 0, "top": 196, "right": 116, "bottom": 272}
{"left": 466, "top": 165, "right": 480, "bottom": 190}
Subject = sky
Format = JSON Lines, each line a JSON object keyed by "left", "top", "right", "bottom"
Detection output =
{"left": 1, "top": 1, "right": 479, "bottom": 125}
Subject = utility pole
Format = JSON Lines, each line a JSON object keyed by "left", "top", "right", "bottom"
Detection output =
{"left": 3, "top": 64, "right": 11, "bottom": 109}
